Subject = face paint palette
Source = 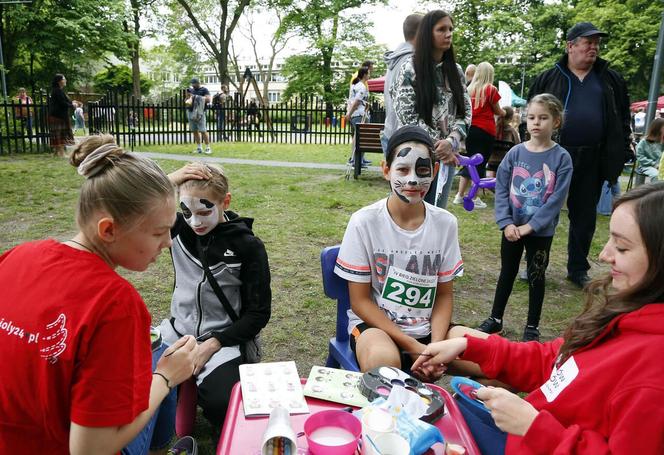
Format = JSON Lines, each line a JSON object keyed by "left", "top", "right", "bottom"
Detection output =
{"left": 303, "top": 366, "right": 371, "bottom": 408}
{"left": 359, "top": 366, "right": 445, "bottom": 422}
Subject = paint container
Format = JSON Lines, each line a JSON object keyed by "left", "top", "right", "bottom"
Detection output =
{"left": 361, "top": 408, "right": 396, "bottom": 455}
{"left": 261, "top": 406, "right": 297, "bottom": 455}
{"left": 150, "top": 327, "right": 162, "bottom": 352}
{"left": 304, "top": 410, "right": 361, "bottom": 455}
{"left": 372, "top": 433, "right": 410, "bottom": 455}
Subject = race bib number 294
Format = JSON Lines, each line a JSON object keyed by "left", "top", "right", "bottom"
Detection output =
{"left": 381, "top": 266, "right": 437, "bottom": 309}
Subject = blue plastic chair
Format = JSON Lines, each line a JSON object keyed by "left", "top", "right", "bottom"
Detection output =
{"left": 321, "top": 245, "right": 360, "bottom": 371}
{"left": 457, "top": 153, "right": 496, "bottom": 211}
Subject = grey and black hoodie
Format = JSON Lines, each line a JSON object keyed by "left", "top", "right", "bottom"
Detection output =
{"left": 167, "top": 211, "right": 271, "bottom": 346}
{"left": 382, "top": 42, "right": 415, "bottom": 141}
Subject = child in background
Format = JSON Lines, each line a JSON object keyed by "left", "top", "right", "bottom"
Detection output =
{"left": 635, "top": 118, "right": 664, "bottom": 184}
{"left": 335, "top": 125, "right": 463, "bottom": 381}
{"left": 0, "top": 135, "right": 197, "bottom": 454}
{"left": 487, "top": 106, "right": 521, "bottom": 178}
{"left": 160, "top": 162, "right": 271, "bottom": 428}
{"left": 73, "top": 101, "right": 85, "bottom": 134}
{"left": 477, "top": 94, "right": 573, "bottom": 341}
{"left": 454, "top": 61, "right": 506, "bottom": 208}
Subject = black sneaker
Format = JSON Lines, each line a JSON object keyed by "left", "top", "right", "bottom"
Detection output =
{"left": 167, "top": 436, "right": 198, "bottom": 455}
{"left": 522, "top": 325, "right": 540, "bottom": 342}
{"left": 477, "top": 317, "right": 503, "bottom": 334}
{"left": 566, "top": 273, "right": 590, "bottom": 289}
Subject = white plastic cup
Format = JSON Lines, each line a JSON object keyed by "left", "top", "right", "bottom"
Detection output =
{"left": 361, "top": 408, "right": 396, "bottom": 455}
{"left": 261, "top": 406, "right": 297, "bottom": 455}
{"left": 372, "top": 433, "right": 410, "bottom": 455}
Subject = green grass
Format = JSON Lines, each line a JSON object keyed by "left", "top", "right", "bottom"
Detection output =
{"left": 134, "top": 141, "right": 352, "bottom": 164}
{"left": 0, "top": 152, "right": 611, "bottom": 453}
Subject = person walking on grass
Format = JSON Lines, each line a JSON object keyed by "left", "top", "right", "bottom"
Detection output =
{"left": 477, "top": 94, "right": 572, "bottom": 342}
{"left": 185, "top": 77, "right": 212, "bottom": 154}
{"left": 48, "top": 74, "right": 75, "bottom": 157}
{"left": 346, "top": 67, "right": 371, "bottom": 167}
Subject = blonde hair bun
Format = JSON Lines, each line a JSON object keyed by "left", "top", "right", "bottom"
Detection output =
{"left": 69, "top": 135, "right": 125, "bottom": 179}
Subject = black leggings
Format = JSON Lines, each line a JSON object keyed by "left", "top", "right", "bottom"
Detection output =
{"left": 458, "top": 125, "right": 495, "bottom": 179}
{"left": 490, "top": 233, "right": 553, "bottom": 327}
{"left": 197, "top": 356, "right": 242, "bottom": 427}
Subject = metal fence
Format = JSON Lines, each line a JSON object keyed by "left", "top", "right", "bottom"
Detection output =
{"left": 1, "top": 90, "right": 386, "bottom": 154}
{"left": 88, "top": 91, "right": 385, "bottom": 150}
{"left": 0, "top": 91, "right": 51, "bottom": 154}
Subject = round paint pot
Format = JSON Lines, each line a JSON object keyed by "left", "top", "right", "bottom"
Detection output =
{"left": 304, "top": 410, "right": 361, "bottom": 455}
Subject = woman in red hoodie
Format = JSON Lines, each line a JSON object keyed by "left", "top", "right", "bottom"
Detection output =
{"left": 414, "top": 181, "right": 664, "bottom": 454}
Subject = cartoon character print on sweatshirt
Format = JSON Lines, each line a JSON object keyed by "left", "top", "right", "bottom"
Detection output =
{"left": 510, "top": 163, "right": 556, "bottom": 216}
{"left": 180, "top": 196, "right": 219, "bottom": 236}
{"left": 389, "top": 144, "right": 433, "bottom": 204}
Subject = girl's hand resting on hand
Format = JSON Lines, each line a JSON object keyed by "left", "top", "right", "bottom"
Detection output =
{"left": 476, "top": 386, "right": 538, "bottom": 436}
{"left": 411, "top": 337, "right": 468, "bottom": 372}
{"left": 504, "top": 224, "right": 521, "bottom": 242}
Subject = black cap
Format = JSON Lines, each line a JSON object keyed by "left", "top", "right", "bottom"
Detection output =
{"left": 190, "top": 77, "right": 200, "bottom": 85}
{"left": 566, "top": 22, "right": 607, "bottom": 41}
{"left": 386, "top": 125, "right": 434, "bottom": 155}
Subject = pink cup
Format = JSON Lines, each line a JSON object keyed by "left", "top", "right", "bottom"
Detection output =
{"left": 304, "top": 410, "right": 362, "bottom": 455}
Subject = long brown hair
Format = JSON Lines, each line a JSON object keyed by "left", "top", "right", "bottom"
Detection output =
{"left": 413, "top": 10, "right": 466, "bottom": 127}
{"left": 558, "top": 182, "right": 664, "bottom": 363}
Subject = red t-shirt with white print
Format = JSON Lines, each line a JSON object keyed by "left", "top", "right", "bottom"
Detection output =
{"left": 0, "top": 240, "right": 152, "bottom": 454}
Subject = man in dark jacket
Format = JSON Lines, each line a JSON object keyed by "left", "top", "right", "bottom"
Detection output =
{"left": 528, "top": 22, "right": 631, "bottom": 288}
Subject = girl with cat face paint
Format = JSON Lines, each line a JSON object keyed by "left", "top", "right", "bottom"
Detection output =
{"left": 335, "top": 125, "right": 464, "bottom": 382}
{"left": 163, "top": 162, "right": 272, "bottom": 428}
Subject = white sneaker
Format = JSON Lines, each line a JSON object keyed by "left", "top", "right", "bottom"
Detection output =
{"left": 473, "top": 197, "right": 487, "bottom": 209}
{"left": 204, "top": 147, "right": 212, "bottom": 155}
{"left": 452, "top": 194, "right": 464, "bottom": 204}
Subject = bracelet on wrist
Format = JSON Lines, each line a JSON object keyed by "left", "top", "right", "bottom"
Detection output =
{"left": 153, "top": 371, "right": 172, "bottom": 390}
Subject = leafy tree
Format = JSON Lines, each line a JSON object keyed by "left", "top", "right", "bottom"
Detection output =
{"left": 570, "top": 0, "right": 663, "bottom": 100}
{"left": 93, "top": 65, "right": 153, "bottom": 94}
{"left": 1, "top": 0, "right": 131, "bottom": 94}
{"left": 277, "top": 0, "right": 387, "bottom": 111}
{"left": 448, "top": 0, "right": 661, "bottom": 100}
{"left": 167, "top": 0, "right": 252, "bottom": 85}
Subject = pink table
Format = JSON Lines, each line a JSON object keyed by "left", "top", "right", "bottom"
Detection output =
{"left": 217, "top": 380, "right": 480, "bottom": 455}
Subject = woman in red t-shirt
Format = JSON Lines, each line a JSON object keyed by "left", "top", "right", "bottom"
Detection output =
{"left": 0, "top": 135, "right": 199, "bottom": 454}
{"left": 453, "top": 61, "right": 505, "bottom": 208}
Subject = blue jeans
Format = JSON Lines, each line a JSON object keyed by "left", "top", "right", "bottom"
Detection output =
{"left": 456, "top": 396, "right": 507, "bottom": 455}
{"left": 596, "top": 180, "right": 620, "bottom": 216}
{"left": 122, "top": 343, "right": 177, "bottom": 455}
{"left": 424, "top": 163, "right": 455, "bottom": 209}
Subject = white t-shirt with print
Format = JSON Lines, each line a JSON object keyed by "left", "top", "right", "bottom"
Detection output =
{"left": 348, "top": 81, "right": 368, "bottom": 119}
{"left": 335, "top": 198, "right": 463, "bottom": 338}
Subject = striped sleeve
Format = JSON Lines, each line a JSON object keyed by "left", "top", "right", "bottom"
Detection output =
{"left": 334, "top": 212, "right": 372, "bottom": 283}
{"left": 438, "top": 215, "right": 464, "bottom": 282}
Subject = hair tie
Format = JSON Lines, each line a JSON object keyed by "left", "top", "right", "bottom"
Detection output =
{"left": 77, "top": 143, "right": 120, "bottom": 179}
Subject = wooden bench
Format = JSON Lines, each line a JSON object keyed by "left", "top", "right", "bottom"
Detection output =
{"left": 350, "top": 122, "right": 384, "bottom": 179}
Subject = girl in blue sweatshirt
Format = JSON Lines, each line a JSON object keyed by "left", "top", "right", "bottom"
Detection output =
{"left": 478, "top": 94, "right": 573, "bottom": 341}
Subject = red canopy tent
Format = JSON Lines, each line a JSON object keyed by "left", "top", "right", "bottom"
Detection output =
{"left": 630, "top": 95, "right": 664, "bottom": 112}
{"left": 367, "top": 76, "right": 385, "bottom": 93}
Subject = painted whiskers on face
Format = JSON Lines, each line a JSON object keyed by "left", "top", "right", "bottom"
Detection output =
{"left": 180, "top": 196, "right": 220, "bottom": 236}
{"left": 390, "top": 144, "right": 433, "bottom": 204}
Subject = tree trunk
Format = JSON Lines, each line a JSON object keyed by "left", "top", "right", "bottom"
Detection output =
{"left": 130, "top": 0, "right": 141, "bottom": 99}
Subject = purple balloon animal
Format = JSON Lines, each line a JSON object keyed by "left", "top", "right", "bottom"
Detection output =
{"left": 456, "top": 154, "right": 496, "bottom": 211}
